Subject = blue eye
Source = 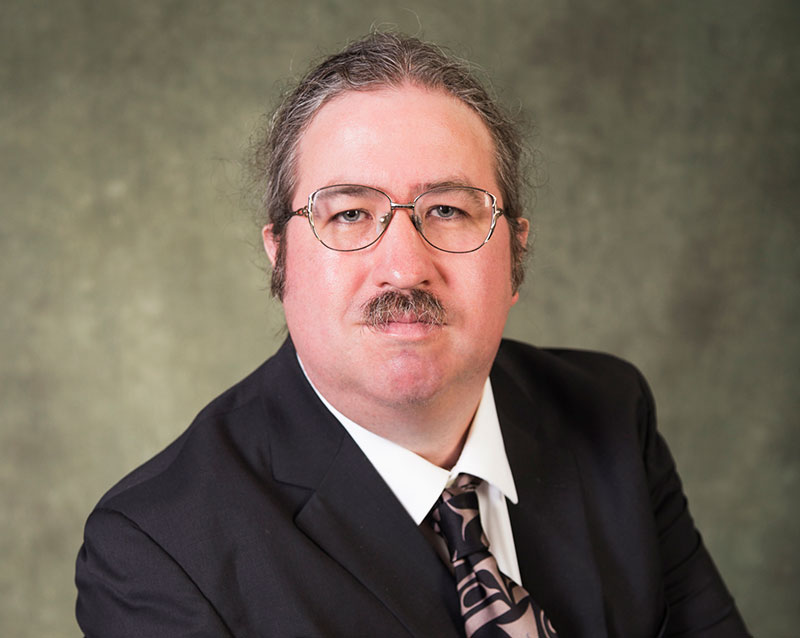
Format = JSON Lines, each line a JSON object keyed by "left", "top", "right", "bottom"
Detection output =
{"left": 334, "top": 209, "right": 369, "bottom": 223}
{"left": 428, "top": 205, "right": 465, "bottom": 219}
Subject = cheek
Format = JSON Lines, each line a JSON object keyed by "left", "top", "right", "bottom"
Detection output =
{"left": 282, "top": 228, "right": 368, "bottom": 320}
{"left": 281, "top": 228, "right": 326, "bottom": 318}
{"left": 312, "top": 253, "right": 370, "bottom": 303}
{"left": 460, "top": 252, "right": 516, "bottom": 327}
{"left": 446, "top": 262, "right": 513, "bottom": 328}
{"left": 470, "top": 234, "right": 516, "bottom": 296}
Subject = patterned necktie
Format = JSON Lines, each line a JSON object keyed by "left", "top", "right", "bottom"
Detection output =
{"left": 430, "top": 473, "right": 558, "bottom": 638}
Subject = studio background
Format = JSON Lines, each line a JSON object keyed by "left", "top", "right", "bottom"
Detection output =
{"left": 2, "top": 1, "right": 797, "bottom": 636}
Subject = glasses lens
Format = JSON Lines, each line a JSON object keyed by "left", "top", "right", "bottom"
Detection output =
{"left": 310, "top": 185, "right": 390, "bottom": 251}
{"left": 414, "top": 187, "right": 495, "bottom": 252}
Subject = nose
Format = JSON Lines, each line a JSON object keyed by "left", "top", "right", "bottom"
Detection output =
{"left": 370, "top": 208, "right": 438, "bottom": 290}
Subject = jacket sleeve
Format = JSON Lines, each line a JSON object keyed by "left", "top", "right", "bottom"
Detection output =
{"left": 638, "top": 373, "right": 752, "bottom": 638}
{"left": 75, "top": 507, "right": 234, "bottom": 638}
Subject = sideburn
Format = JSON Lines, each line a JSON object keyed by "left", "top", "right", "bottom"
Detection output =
{"left": 270, "top": 233, "right": 288, "bottom": 300}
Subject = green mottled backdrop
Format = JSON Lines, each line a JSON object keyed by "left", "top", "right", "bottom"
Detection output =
{"left": 2, "top": 1, "right": 797, "bottom": 635}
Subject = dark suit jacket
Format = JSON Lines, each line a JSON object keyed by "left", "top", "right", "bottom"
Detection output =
{"left": 76, "top": 338, "right": 750, "bottom": 637}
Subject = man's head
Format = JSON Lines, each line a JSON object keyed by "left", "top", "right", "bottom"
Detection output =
{"left": 255, "top": 33, "right": 530, "bottom": 428}
{"left": 253, "top": 32, "right": 528, "bottom": 299}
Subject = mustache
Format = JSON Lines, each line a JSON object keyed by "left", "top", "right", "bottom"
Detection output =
{"left": 361, "top": 289, "right": 447, "bottom": 328}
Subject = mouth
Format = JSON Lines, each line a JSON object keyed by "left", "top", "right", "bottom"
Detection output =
{"left": 369, "top": 315, "right": 442, "bottom": 340}
{"left": 388, "top": 313, "right": 428, "bottom": 324}
{"left": 361, "top": 289, "right": 447, "bottom": 331}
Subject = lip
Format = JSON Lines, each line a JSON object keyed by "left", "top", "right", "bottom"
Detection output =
{"left": 387, "top": 313, "right": 424, "bottom": 324}
{"left": 367, "top": 318, "right": 442, "bottom": 340}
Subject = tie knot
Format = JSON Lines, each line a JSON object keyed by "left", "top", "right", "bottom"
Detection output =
{"left": 431, "top": 473, "right": 489, "bottom": 561}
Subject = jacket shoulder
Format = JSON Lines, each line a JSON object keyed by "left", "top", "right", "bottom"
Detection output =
{"left": 494, "top": 338, "right": 650, "bottom": 402}
{"left": 492, "top": 338, "right": 659, "bottom": 459}
{"left": 93, "top": 341, "right": 295, "bottom": 517}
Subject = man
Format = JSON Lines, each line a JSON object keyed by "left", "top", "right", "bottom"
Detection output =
{"left": 76, "top": 33, "right": 750, "bottom": 637}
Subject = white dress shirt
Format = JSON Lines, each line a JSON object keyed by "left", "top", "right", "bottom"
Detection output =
{"left": 298, "top": 357, "right": 523, "bottom": 585}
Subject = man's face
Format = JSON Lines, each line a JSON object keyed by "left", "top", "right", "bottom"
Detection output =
{"left": 263, "top": 84, "right": 526, "bottom": 416}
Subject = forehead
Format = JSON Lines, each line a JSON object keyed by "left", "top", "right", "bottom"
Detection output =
{"left": 292, "top": 84, "right": 499, "bottom": 205}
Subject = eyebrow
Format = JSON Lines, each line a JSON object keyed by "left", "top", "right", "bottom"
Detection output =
{"left": 415, "top": 178, "right": 475, "bottom": 192}
{"left": 315, "top": 177, "right": 479, "bottom": 199}
{"left": 324, "top": 184, "right": 377, "bottom": 196}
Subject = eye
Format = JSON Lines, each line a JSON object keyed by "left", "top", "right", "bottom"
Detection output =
{"left": 427, "top": 205, "right": 466, "bottom": 220}
{"left": 333, "top": 209, "right": 370, "bottom": 223}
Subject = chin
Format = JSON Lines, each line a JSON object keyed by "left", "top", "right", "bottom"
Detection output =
{"left": 367, "top": 368, "right": 443, "bottom": 408}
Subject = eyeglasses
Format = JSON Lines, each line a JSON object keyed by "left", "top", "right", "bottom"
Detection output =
{"left": 292, "top": 184, "right": 505, "bottom": 253}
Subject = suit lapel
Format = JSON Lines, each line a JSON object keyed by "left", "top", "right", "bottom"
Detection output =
{"left": 492, "top": 354, "right": 609, "bottom": 638}
{"left": 264, "top": 340, "right": 461, "bottom": 637}
{"left": 295, "top": 437, "right": 462, "bottom": 637}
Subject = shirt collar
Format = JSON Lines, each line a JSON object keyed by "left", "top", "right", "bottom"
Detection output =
{"left": 298, "top": 355, "right": 518, "bottom": 524}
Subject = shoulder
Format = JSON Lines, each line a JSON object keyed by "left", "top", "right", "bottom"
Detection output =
{"left": 92, "top": 339, "right": 310, "bottom": 524}
{"left": 492, "top": 338, "right": 657, "bottom": 453}
{"left": 494, "top": 338, "right": 651, "bottom": 404}
{"left": 97, "top": 361, "right": 267, "bottom": 509}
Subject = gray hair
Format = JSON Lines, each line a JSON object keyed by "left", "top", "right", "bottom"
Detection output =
{"left": 251, "top": 32, "right": 529, "bottom": 299}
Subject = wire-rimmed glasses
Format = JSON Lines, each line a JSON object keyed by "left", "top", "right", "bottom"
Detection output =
{"left": 292, "top": 184, "right": 505, "bottom": 253}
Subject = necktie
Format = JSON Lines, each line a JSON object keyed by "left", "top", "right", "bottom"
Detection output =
{"left": 430, "top": 473, "right": 558, "bottom": 638}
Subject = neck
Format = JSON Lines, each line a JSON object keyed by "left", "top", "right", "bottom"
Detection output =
{"left": 357, "top": 390, "right": 481, "bottom": 469}
{"left": 305, "top": 366, "right": 486, "bottom": 469}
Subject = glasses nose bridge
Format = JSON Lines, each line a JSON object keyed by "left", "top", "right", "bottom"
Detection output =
{"left": 385, "top": 201, "right": 422, "bottom": 232}
{"left": 389, "top": 201, "right": 416, "bottom": 213}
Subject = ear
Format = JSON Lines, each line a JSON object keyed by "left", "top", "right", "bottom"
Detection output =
{"left": 262, "top": 224, "right": 279, "bottom": 266}
{"left": 516, "top": 217, "right": 530, "bottom": 247}
{"left": 510, "top": 217, "right": 530, "bottom": 305}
